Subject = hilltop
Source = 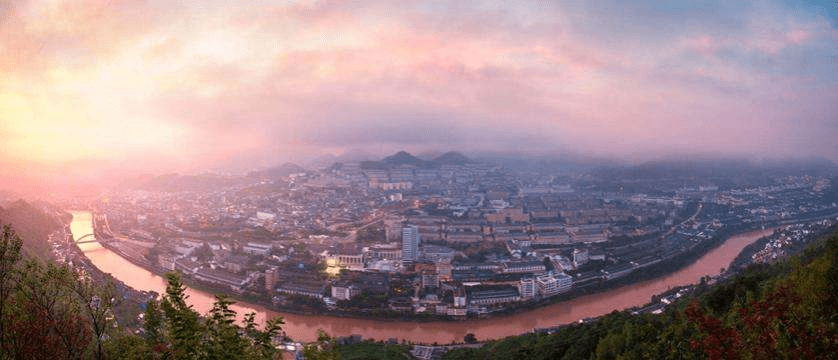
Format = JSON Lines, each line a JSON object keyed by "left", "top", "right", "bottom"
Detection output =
{"left": 359, "top": 150, "right": 473, "bottom": 170}
{"left": 248, "top": 163, "right": 307, "bottom": 179}
{"left": 0, "top": 199, "right": 63, "bottom": 260}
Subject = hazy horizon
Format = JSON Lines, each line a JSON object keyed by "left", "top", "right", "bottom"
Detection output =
{"left": 2, "top": 1, "right": 837, "bottom": 195}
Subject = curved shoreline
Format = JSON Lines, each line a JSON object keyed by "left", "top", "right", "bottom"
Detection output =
{"left": 115, "top": 227, "right": 767, "bottom": 323}
{"left": 71, "top": 211, "right": 773, "bottom": 343}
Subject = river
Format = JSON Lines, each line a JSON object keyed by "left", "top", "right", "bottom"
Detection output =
{"left": 70, "top": 211, "right": 773, "bottom": 343}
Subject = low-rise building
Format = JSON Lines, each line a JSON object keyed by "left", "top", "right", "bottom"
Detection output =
{"left": 222, "top": 254, "right": 249, "bottom": 273}
{"left": 331, "top": 280, "right": 360, "bottom": 301}
{"left": 503, "top": 260, "right": 546, "bottom": 274}
{"left": 175, "top": 259, "right": 201, "bottom": 275}
{"left": 366, "top": 243, "right": 401, "bottom": 261}
{"left": 467, "top": 285, "right": 520, "bottom": 306}
{"left": 264, "top": 267, "right": 278, "bottom": 292}
{"left": 243, "top": 242, "right": 272, "bottom": 256}
{"left": 573, "top": 248, "right": 589, "bottom": 268}
{"left": 603, "top": 263, "right": 634, "bottom": 280}
{"left": 519, "top": 276, "right": 537, "bottom": 299}
{"left": 421, "top": 271, "right": 439, "bottom": 288}
{"left": 276, "top": 281, "right": 327, "bottom": 300}
{"left": 194, "top": 268, "right": 250, "bottom": 292}
{"left": 536, "top": 272, "right": 573, "bottom": 297}
{"left": 435, "top": 262, "right": 453, "bottom": 280}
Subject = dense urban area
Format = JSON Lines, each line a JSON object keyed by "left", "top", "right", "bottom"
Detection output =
{"left": 3, "top": 153, "right": 838, "bottom": 359}
{"left": 47, "top": 153, "right": 838, "bottom": 321}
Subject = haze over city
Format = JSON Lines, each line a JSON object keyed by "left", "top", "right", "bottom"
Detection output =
{"left": 1, "top": 0, "right": 837, "bottom": 194}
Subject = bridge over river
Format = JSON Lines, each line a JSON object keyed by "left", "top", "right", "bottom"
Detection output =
{"left": 75, "top": 233, "right": 115, "bottom": 244}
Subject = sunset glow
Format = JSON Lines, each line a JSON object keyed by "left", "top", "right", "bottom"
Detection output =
{"left": 1, "top": 0, "right": 837, "bottom": 193}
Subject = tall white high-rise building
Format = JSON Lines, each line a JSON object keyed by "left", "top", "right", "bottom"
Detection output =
{"left": 401, "top": 225, "right": 420, "bottom": 265}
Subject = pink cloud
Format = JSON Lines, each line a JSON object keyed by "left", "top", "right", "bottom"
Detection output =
{"left": 0, "top": 0, "right": 836, "bottom": 192}
{"left": 683, "top": 35, "right": 722, "bottom": 57}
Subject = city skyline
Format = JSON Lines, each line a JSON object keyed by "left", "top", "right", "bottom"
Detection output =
{"left": 1, "top": 0, "right": 837, "bottom": 194}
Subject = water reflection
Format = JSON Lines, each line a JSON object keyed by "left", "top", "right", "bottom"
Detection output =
{"left": 71, "top": 211, "right": 771, "bottom": 343}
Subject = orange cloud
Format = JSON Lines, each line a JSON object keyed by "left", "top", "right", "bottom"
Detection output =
{"left": 0, "top": 0, "right": 836, "bottom": 195}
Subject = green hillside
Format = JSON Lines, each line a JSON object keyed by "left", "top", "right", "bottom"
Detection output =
{"left": 1, "top": 208, "right": 836, "bottom": 359}
{"left": 0, "top": 200, "right": 62, "bottom": 260}
{"left": 443, "top": 228, "right": 838, "bottom": 360}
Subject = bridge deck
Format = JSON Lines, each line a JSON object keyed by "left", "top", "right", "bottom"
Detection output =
{"left": 76, "top": 233, "right": 99, "bottom": 244}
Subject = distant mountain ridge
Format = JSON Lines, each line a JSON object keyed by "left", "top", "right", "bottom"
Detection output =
{"left": 360, "top": 151, "right": 473, "bottom": 170}
{"left": 432, "top": 151, "right": 473, "bottom": 166}
{"left": 135, "top": 173, "right": 244, "bottom": 192}
{"left": 0, "top": 189, "right": 23, "bottom": 204}
{"left": 248, "top": 163, "right": 307, "bottom": 179}
{"left": 592, "top": 157, "right": 838, "bottom": 190}
{"left": 382, "top": 151, "right": 425, "bottom": 166}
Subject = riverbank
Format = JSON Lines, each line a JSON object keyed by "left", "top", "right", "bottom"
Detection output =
{"left": 65, "top": 219, "right": 157, "bottom": 329}
{"left": 101, "top": 222, "right": 770, "bottom": 324}
{"left": 72, "top": 213, "right": 779, "bottom": 343}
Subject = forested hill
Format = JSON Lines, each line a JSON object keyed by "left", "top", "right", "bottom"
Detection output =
{"left": 0, "top": 199, "right": 63, "bottom": 259}
{"left": 442, "top": 227, "right": 838, "bottom": 359}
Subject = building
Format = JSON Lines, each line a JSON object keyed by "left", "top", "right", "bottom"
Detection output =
{"left": 320, "top": 251, "right": 365, "bottom": 270}
{"left": 158, "top": 255, "right": 176, "bottom": 271}
{"left": 573, "top": 248, "right": 589, "bottom": 268}
{"left": 224, "top": 254, "right": 249, "bottom": 273}
{"left": 331, "top": 280, "right": 360, "bottom": 301}
{"left": 402, "top": 225, "right": 420, "bottom": 265}
{"left": 357, "top": 272, "right": 389, "bottom": 294}
{"left": 453, "top": 288, "right": 467, "bottom": 308}
{"left": 536, "top": 272, "right": 573, "bottom": 297}
{"left": 421, "top": 270, "right": 440, "bottom": 288}
{"left": 367, "top": 243, "right": 402, "bottom": 261}
{"left": 467, "top": 285, "right": 520, "bottom": 306}
{"left": 436, "top": 262, "right": 453, "bottom": 280}
{"left": 421, "top": 245, "right": 455, "bottom": 263}
{"left": 518, "top": 277, "right": 536, "bottom": 299}
{"left": 264, "top": 267, "right": 278, "bottom": 292}
{"left": 370, "top": 181, "right": 413, "bottom": 191}
{"left": 388, "top": 297, "right": 413, "bottom": 311}
{"left": 570, "top": 228, "right": 608, "bottom": 243}
{"left": 256, "top": 212, "right": 276, "bottom": 221}
{"left": 276, "top": 281, "right": 327, "bottom": 300}
{"left": 194, "top": 268, "right": 250, "bottom": 293}
{"left": 603, "top": 263, "right": 635, "bottom": 280}
{"left": 174, "top": 259, "right": 201, "bottom": 275}
{"left": 503, "top": 260, "right": 547, "bottom": 274}
{"left": 550, "top": 255, "right": 573, "bottom": 272}
{"left": 532, "top": 232, "right": 570, "bottom": 245}
{"left": 243, "top": 242, "right": 272, "bottom": 256}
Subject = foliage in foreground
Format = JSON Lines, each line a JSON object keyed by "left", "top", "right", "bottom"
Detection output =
{"left": 443, "top": 230, "right": 838, "bottom": 359}
{"left": 301, "top": 330, "right": 412, "bottom": 360}
{"left": 4, "top": 218, "right": 838, "bottom": 359}
{"left": 0, "top": 224, "right": 286, "bottom": 360}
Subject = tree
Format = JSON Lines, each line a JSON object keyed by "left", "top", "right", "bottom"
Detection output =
{"left": 302, "top": 329, "right": 339, "bottom": 360}
{"left": 464, "top": 333, "right": 477, "bottom": 344}
{"left": 193, "top": 243, "right": 214, "bottom": 262}
{"left": 0, "top": 225, "right": 22, "bottom": 351}
{"left": 161, "top": 271, "right": 202, "bottom": 360}
{"left": 143, "top": 298, "right": 167, "bottom": 356}
{"left": 8, "top": 260, "right": 94, "bottom": 359}
{"left": 104, "top": 330, "right": 151, "bottom": 360}
{"left": 203, "top": 294, "right": 247, "bottom": 359}
{"left": 244, "top": 312, "right": 285, "bottom": 359}
{"left": 72, "top": 272, "right": 117, "bottom": 360}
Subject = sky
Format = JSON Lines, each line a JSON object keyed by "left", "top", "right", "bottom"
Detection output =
{"left": 1, "top": 0, "right": 837, "bottom": 194}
